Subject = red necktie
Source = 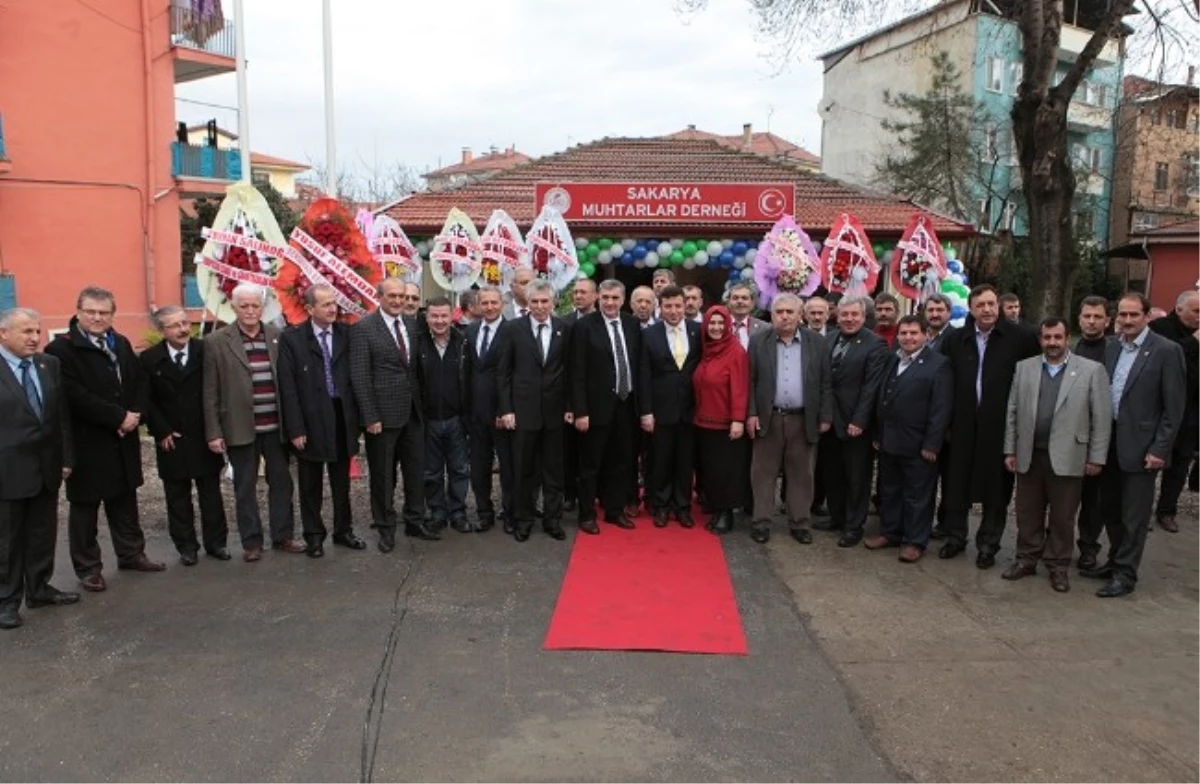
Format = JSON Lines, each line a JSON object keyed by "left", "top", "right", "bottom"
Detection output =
{"left": 393, "top": 318, "right": 409, "bottom": 365}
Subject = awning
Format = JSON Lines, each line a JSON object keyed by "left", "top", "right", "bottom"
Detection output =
{"left": 1102, "top": 242, "right": 1150, "bottom": 260}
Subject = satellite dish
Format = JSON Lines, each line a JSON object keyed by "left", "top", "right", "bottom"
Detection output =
{"left": 817, "top": 97, "right": 836, "bottom": 115}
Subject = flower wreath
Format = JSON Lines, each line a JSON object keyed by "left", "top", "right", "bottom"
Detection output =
{"left": 820, "top": 213, "right": 880, "bottom": 299}
{"left": 753, "top": 215, "right": 822, "bottom": 310}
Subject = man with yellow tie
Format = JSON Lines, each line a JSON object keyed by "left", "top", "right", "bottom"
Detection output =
{"left": 638, "top": 286, "right": 704, "bottom": 528}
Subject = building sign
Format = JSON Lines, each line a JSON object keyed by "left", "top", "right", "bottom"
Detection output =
{"left": 535, "top": 182, "right": 795, "bottom": 224}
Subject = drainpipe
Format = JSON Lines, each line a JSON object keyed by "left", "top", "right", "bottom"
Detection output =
{"left": 140, "top": 0, "right": 158, "bottom": 312}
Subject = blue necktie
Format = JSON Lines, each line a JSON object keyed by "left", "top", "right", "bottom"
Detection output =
{"left": 319, "top": 330, "right": 336, "bottom": 397}
{"left": 19, "top": 359, "right": 43, "bottom": 420}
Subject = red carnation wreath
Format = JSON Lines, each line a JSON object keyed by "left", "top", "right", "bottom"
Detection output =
{"left": 274, "top": 197, "right": 381, "bottom": 325}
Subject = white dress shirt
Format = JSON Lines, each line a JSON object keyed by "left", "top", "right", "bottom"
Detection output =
{"left": 605, "top": 316, "right": 632, "bottom": 392}
{"left": 531, "top": 317, "right": 552, "bottom": 358}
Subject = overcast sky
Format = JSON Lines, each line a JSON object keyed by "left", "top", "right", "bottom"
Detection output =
{"left": 175, "top": 0, "right": 831, "bottom": 180}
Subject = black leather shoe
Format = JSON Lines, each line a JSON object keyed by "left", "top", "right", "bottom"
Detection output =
{"left": 938, "top": 541, "right": 966, "bottom": 559}
{"left": 562, "top": 498, "right": 578, "bottom": 513}
{"left": 0, "top": 605, "right": 21, "bottom": 630}
{"left": 704, "top": 513, "right": 721, "bottom": 532}
{"left": 206, "top": 547, "right": 232, "bottom": 561}
{"left": 544, "top": 523, "right": 567, "bottom": 541}
{"left": 579, "top": 518, "right": 600, "bottom": 535}
{"left": 180, "top": 551, "right": 199, "bottom": 567}
{"left": 450, "top": 519, "right": 472, "bottom": 534}
{"left": 1076, "top": 552, "right": 1098, "bottom": 571}
{"left": 306, "top": 543, "right": 325, "bottom": 558}
{"left": 838, "top": 532, "right": 863, "bottom": 548}
{"left": 789, "top": 528, "right": 813, "bottom": 545}
{"left": 711, "top": 511, "right": 734, "bottom": 535}
{"left": 1096, "top": 577, "right": 1135, "bottom": 598}
{"left": 378, "top": 528, "right": 396, "bottom": 553}
{"left": 1079, "top": 565, "right": 1113, "bottom": 580}
{"left": 477, "top": 517, "right": 495, "bottom": 533}
{"left": 514, "top": 527, "right": 531, "bottom": 543}
{"left": 25, "top": 587, "right": 81, "bottom": 608}
{"left": 604, "top": 514, "right": 636, "bottom": 530}
{"left": 652, "top": 512, "right": 668, "bottom": 528}
{"left": 812, "top": 519, "right": 842, "bottom": 532}
{"left": 976, "top": 551, "right": 997, "bottom": 569}
{"left": 502, "top": 518, "right": 515, "bottom": 535}
{"left": 676, "top": 510, "right": 695, "bottom": 528}
{"left": 750, "top": 523, "right": 770, "bottom": 544}
{"left": 332, "top": 531, "right": 367, "bottom": 550}
{"left": 405, "top": 523, "right": 442, "bottom": 541}
{"left": 810, "top": 503, "right": 828, "bottom": 517}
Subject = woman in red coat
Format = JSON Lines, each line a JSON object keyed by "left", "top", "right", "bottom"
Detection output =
{"left": 692, "top": 304, "right": 749, "bottom": 534}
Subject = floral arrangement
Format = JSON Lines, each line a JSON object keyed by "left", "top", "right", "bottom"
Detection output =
{"left": 752, "top": 215, "right": 822, "bottom": 310}
{"left": 889, "top": 213, "right": 947, "bottom": 303}
{"left": 820, "top": 213, "right": 880, "bottom": 299}
{"left": 479, "top": 209, "right": 528, "bottom": 293}
{"left": 195, "top": 182, "right": 286, "bottom": 325}
{"left": 357, "top": 210, "right": 422, "bottom": 284}
{"left": 274, "top": 197, "right": 380, "bottom": 325}
{"left": 430, "top": 208, "right": 482, "bottom": 293}
{"left": 526, "top": 206, "right": 579, "bottom": 292}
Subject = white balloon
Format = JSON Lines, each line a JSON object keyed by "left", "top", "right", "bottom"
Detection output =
{"left": 634, "top": 259, "right": 646, "bottom": 269}
{"left": 416, "top": 242, "right": 429, "bottom": 256}
{"left": 621, "top": 238, "right": 636, "bottom": 250}
{"left": 609, "top": 244, "right": 625, "bottom": 259}
{"left": 644, "top": 251, "right": 660, "bottom": 268}
{"left": 657, "top": 242, "right": 672, "bottom": 257}
{"left": 597, "top": 251, "right": 612, "bottom": 264}
{"left": 733, "top": 256, "right": 747, "bottom": 269}
{"left": 575, "top": 237, "right": 589, "bottom": 250}
{"left": 682, "top": 259, "right": 696, "bottom": 270}
{"left": 706, "top": 241, "right": 723, "bottom": 256}
{"left": 670, "top": 238, "right": 684, "bottom": 249}
{"left": 694, "top": 250, "right": 709, "bottom": 265}
{"left": 721, "top": 239, "right": 734, "bottom": 249}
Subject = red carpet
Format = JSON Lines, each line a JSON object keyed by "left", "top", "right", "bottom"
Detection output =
{"left": 544, "top": 511, "right": 748, "bottom": 656}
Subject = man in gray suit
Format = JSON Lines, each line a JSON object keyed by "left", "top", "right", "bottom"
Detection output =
{"left": 1082, "top": 293, "right": 1186, "bottom": 598}
{"left": 204, "top": 284, "right": 303, "bottom": 562}
{"left": 745, "top": 293, "right": 833, "bottom": 545}
{"left": 350, "top": 278, "right": 439, "bottom": 552}
{"left": 1002, "top": 318, "right": 1111, "bottom": 593}
{"left": 0, "top": 308, "right": 78, "bottom": 629}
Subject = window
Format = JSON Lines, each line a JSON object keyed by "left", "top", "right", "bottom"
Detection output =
{"left": 1132, "top": 211, "right": 1161, "bottom": 232}
{"left": 1167, "top": 109, "right": 1179, "bottom": 128}
{"left": 1001, "top": 202, "right": 1017, "bottom": 231}
{"left": 1009, "top": 129, "right": 1020, "bottom": 165}
{"left": 1083, "top": 82, "right": 1107, "bottom": 107}
{"left": 1150, "top": 106, "right": 1162, "bottom": 126}
{"left": 1074, "top": 144, "right": 1101, "bottom": 173}
{"left": 1175, "top": 109, "right": 1189, "bottom": 130}
{"left": 985, "top": 57, "right": 1005, "bottom": 93}
{"left": 983, "top": 126, "right": 1000, "bottom": 162}
{"left": 1075, "top": 210, "right": 1094, "bottom": 236}
{"left": 1185, "top": 156, "right": 1200, "bottom": 198}
{"left": 251, "top": 170, "right": 270, "bottom": 186}
{"left": 1154, "top": 162, "right": 1170, "bottom": 191}
{"left": 978, "top": 198, "right": 992, "bottom": 229}
{"left": 1010, "top": 62, "right": 1023, "bottom": 96}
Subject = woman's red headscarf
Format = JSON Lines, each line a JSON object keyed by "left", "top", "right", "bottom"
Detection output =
{"left": 700, "top": 304, "right": 738, "bottom": 362}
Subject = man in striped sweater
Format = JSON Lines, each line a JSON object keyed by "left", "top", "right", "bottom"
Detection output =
{"left": 203, "top": 284, "right": 304, "bottom": 562}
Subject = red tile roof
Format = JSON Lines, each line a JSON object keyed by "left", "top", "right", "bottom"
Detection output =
{"left": 425, "top": 148, "right": 532, "bottom": 178}
{"left": 665, "top": 127, "right": 821, "bottom": 166}
{"left": 250, "top": 151, "right": 309, "bottom": 170}
{"left": 1137, "top": 217, "right": 1199, "bottom": 239}
{"left": 383, "top": 136, "right": 972, "bottom": 239}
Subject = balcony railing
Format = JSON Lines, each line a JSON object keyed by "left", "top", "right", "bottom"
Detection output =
{"left": 171, "top": 141, "right": 242, "bottom": 180}
{"left": 169, "top": 5, "right": 235, "bottom": 60}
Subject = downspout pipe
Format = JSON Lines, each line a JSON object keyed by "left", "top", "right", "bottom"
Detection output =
{"left": 140, "top": 0, "right": 158, "bottom": 313}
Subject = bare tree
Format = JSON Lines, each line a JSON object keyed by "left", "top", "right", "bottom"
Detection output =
{"left": 304, "top": 154, "right": 422, "bottom": 209}
{"left": 683, "top": 0, "right": 1198, "bottom": 317}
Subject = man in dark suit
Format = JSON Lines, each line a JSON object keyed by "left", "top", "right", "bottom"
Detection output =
{"left": 921, "top": 293, "right": 958, "bottom": 538}
{"left": 141, "top": 305, "right": 229, "bottom": 565}
{"left": 745, "top": 293, "right": 833, "bottom": 545}
{"left": 350, "top": 278, "right": 439, "bottom": 552}
{"left": 47, "top": 286, "right": 164, "bottom": 593}
{"left": 1074, "top": 296, "right": 1113, "bottom": 569}
{"left": 813, "top": 295, "right": 887, "bottom": 547}
{"left": 728, "top": 281, "right": 771, "bottom": 515}
{"left": 1083, "top": 293, "right": 1186, "bottom": 598}
{"left": 867, "top": 315, "right": 952, "bottom": 563}
{"left": 561, "top": 278, "right": 597, "bottom": 513}
{"left": 497, "top": 279, "right": 572, "bottom": 542}
{"left": 278, "top": 285, "right": 366, "bottom": 558}
{"left": 0, "top": 308, "right": 78, "bottom": 629}
{"left": 1148, "top": 289, "right": 1198, "bottom": 533}
{"left": 638, "top": 286, "right": 702, "bottom": 528}
{"left": 464, "top": 287, "right": 513, "bottom": 533}
{"left": 938, "top": 284, "right": 1039, "bottom": 568}
{"left": 572, "top": 279, "right": 641, "bottom": 533}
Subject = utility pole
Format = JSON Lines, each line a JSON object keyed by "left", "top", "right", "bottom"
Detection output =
{"left": 323, "top": 0, "right": 337, "bottom": 197}
{"left": 233, "top": 0, "right": 250, "bottom": 182}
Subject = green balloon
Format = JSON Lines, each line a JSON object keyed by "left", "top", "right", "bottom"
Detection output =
{"left": 669, "top": 250, "right": 685, "bottom": 265}
{"left": 586, "top": 244, "right": 600, "bottom": 259}
{"left": 581, "top": 261, "right": 596, "bottom": 277}
{"left": 597, "top": 238, "right": 614, "bottom": 250}
{"left": 680, "top": 241, "right": 697, "bottom": 257}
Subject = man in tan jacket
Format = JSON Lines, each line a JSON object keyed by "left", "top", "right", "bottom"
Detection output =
{"left": 203, "top": 284, "right": 303, "bottom": 562}
{"left": 1003, "top": 317, "right": 1111, "bottom": 593}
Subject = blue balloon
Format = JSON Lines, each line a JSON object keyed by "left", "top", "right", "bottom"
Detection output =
{"left": 951, "top": 305, "right": 967, "bottom": 319}
{"left": 719, "top": 250, "right": 735, "bottom": 267}
{"left": 632, "top": 246, "right": 648, "bottom": 261}
{"left": 728, "top": 269, "right": 740, "bottom": 281}
{"left": 745, "top": 240, "right": 759, "bottom": 251}
{"left": 708, "top": 254, "right": 721, "bottom": 269}
{"left": 731, "top": 241, "right": 748, "bottom": 256}
{"left": 947, "top": 260, "right": 964, "bottom": 274}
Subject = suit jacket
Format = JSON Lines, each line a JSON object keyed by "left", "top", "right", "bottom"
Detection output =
{"left": 464, "top": 318, "right": 511, "bottom": 423}
{"left": 1004, "top": 354, "right": 1112, "bottom": 476}
{"left": 561, "top": 309, "right": 593, "bottom": 324}
{"left": 0, "top": 352, "right": 73, "bottom": 500}
{"left": 827, "top": 329, "right": 888, "bottom": 438}
{"left": 277, "top": 321, "right": 360, "bottom": 463}
{"left": 1104, "top": 330, "right": 1187, "bottom": 473}
{"left": 875, "top": 346, "right": 952, "bottom": 458}
{"left": 203, "top": 321, "right": 284, "bottom": 448}
{"left": 502, "top": 300, "right": 530, "bottom": 321}
{"left": 348, "top": 311, "right": 422, "bottom": 430}
{"left": 927, "top": 324, "right": 959, "bottom": 353}
{"left": 497, "top": 315, "right": 571, "bottom": 431}
{"left": 638, "top": 319, "right": 703, "bottom": 425}
{"left": 570, "top": 311, "right": 642, "bottom": 426}
{"left": 1149, "top": 311, "right": 1199, "bottom": 425}
{"left": 731, "top": 315, "right": 770, "bottom": 351}
{"left": 140, "top": 339, "right": 225, "bottom": 481}
{"left": 746, "top": 326, "right": 832, "bottom": 443}
{"left": 46, "top": 320, "right": 145, "bottom": 502}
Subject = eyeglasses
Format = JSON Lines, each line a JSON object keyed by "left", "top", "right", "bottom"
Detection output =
{"left": 80, "top": 309, "right": 113, "bottom": 318}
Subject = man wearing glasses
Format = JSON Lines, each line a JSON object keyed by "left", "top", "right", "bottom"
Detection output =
{"left": 46, "top": 286, "right": 164, "bottom": 593}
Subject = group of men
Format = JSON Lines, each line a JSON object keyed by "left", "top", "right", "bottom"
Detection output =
{"left": 0, "top": 267, "right": 1194, "bottom": 629}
